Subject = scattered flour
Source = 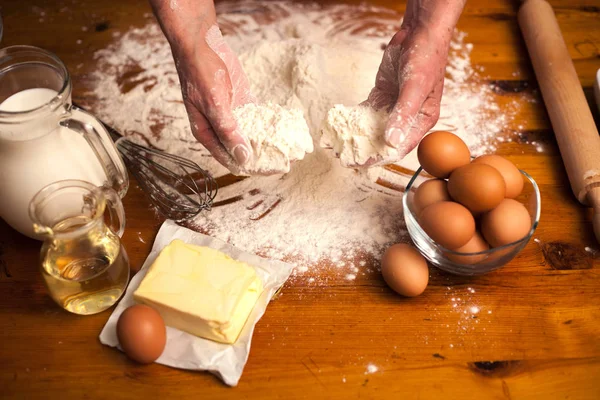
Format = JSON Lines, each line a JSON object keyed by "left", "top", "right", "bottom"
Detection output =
{"left": 232, "top": 102, "right": 313, "bottom": 175}
{"left": 365, "top": 363, "right": 379, "bottom": 374}
{"left": 320, "top": 105, "right": 395, "bottom": 167}
{"left": 90, "top": 1, "right": 523, "bottom": 279}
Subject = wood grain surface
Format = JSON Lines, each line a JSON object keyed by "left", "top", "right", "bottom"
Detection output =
{"left": 1, "top": 0, "right": 600, "bottom": 399}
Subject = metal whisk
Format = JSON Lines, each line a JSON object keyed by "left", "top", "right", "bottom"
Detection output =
{"left": 116, "top": 138, "right": 218, "bottom": 221}
{"left": 74, "top": 104, "right": 218, "bottom": 221}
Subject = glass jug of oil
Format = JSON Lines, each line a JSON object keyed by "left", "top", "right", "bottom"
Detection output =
{"left": 29, "top": 179, "right": 130, "bottom": 315}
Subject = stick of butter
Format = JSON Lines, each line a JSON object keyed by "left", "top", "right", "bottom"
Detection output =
{"left": 133, "top": 239, "right": 264, "bottom": 344}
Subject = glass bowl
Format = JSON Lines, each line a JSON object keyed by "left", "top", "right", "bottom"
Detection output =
{"left": 402, "top": 167, "right": 541, "bottom": 276}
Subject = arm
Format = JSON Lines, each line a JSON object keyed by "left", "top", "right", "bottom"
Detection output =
{"left": 150, "top": 0, "right": 254, "bottom": 171}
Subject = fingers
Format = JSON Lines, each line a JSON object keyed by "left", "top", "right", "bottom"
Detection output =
{"left": 185, "top": 81, "right": 251, "bottom": 169}
{"left": 181, "top": 50, "right": 251, "bottom": 168}
{"left": 365, "top": 27, "right": 414, "bottom": 110}
{"left": 202, "top": 60, "right": 252, "bottom": 167}
{"left": 216, "top": 123, "right": 252, "bottom": 168}
{"left": 201, "top": 25, "right": 253, "bottom": 166}
{"left": 407, "top": 78, "right": 443, "bottom": 136}
{"left": 384, "top": 67, "right": 430, "bottom": 150}
{"left": 395, "top": 78, "right": 444, "bottom": 159}
{"left": 185, "top": 103, "right": 241, "bottom": 173}
{"left": 365, "top": 88, "right": 395, "bottom": 111}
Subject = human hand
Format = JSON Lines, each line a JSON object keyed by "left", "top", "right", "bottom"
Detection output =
{"left": 151, "top": 0, "right": 254, "bottom": 174}
{"left": 176, "top": 25, "right": 256, "bottom": 173}
{"left": 359, "top": 0, "right": 466, "bottom": 167}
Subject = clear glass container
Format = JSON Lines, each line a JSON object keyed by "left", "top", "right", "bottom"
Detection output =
{"left": 30, "top": 180, "right": 130, "bottom": 315}
{"left": 403, "top": 167, "right": 541, "bottom": 276}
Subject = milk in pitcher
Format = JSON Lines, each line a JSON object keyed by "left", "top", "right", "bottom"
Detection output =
{"left": 0, "top": 88, "right": 108, "bottom": 238}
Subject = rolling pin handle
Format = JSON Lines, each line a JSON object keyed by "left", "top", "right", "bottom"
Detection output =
{"left": 590, "top": 188, "right": 600, "bottom": 244}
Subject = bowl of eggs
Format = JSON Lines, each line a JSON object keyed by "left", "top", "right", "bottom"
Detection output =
{"left": 402, "top": 131, "right": 541, "bottom": 276}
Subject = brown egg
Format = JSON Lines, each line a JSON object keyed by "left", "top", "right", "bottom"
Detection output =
{"left": 446, "top": 231, "right": 490, "bottom": 264}
{"left": 381, "top": 243, "right": 429, "bottom": 297}
{"left": 473, "top": 155, "right": 523, "bottom": 198}
{"left": 417, "top": 131, "right": 471, "bottom": 178}
{"left": 419, "top": 201, "right": 476, "bottom": 249}
{"left": 413, "top": 179, "right": 451, "bottom": 217}
{"left": 117, "top": 304, "right": 167, "bottom": 364}
{"left": 481, "top": 199, "right": 532, "bottom": 247}
{"left": 448, "top": 163, "right": 506, "bottom": 214}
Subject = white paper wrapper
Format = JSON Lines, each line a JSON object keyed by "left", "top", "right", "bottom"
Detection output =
{"left": 99, "top": 220, "right": 295, "bottom": 386}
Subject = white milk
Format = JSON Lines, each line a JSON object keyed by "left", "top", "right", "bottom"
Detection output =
{"left": 0, "top": 88, "right": 58, "bottom": 113}
{"left": 0, "top": 88, "right": 108, "bottom": 239}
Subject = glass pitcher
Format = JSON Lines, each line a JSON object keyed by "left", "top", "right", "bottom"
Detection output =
{"left": 29, "top": 180, "right": 130, "bottom": 315}
{"left": 0, "top": 45, "right": 128, "bottom": 239}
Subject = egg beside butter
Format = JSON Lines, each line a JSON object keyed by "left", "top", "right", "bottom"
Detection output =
{"left": 117, "top": 304, "right": 167, "bottom": 364}
{"left": 381, "top": 244, "right": 429, "bottom": 297}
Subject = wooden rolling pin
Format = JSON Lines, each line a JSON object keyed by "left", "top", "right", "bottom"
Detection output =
{"left": 518, "top": 0, "right": 600, "bottom": 244}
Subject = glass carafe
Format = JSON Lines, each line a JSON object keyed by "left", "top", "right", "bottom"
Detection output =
{"left": 29, "top": 180, "right": 130, "bottom": 315}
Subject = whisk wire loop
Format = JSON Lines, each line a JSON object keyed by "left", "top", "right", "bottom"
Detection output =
{"left": 115, "top": 137, "right": 217, "bottom": 220}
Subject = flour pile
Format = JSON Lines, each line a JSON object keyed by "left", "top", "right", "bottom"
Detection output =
{"left": 90, "top": 1, "right": 518, "bottom": 277}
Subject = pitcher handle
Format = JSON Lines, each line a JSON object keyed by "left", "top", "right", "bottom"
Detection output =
{"left": 61, "top": 106, "right": 129, "bottom": 198}
{"left": 101, "top": 187, "right": 126, "bottom": 238}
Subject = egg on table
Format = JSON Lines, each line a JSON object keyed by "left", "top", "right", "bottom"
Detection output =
{"left": 117, "top": 304, "right": 167, "bottom": 364}
{"left": 381, "top": 243, "right": 429, "bottom": 297}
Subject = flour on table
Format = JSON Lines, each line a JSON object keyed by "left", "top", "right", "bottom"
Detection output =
{"left": 320, "top": 105, "right": 395, "bottom": 167}
{"left": 90, "top": 1, "right": 525, "bottom": 280}
{"left": 232, "top": 102, "right": 313, "bottom": 175}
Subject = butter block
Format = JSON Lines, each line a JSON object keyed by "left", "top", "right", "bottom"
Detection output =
{"left": 133, "top": 239, "right": 263, "bottom": 344}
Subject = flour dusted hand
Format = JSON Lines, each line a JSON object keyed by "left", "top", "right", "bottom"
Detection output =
{"left": 361, "top": 0, "right": 467, "bottom": 166}
{"left": 151, "top": 0, "right": 256, "bottom": 173}
{"left": 181, "top": 25, "right": 256, "bottom": 172}
{"left": 231, "top": 103, "right": 313, "bottom": 176}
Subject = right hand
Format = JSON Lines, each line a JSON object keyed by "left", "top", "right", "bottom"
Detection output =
{"left": 151, "top": 1, "right": 254, "bottom": 173}
{"left": 351, "top": 0, "right": 466, "bottom": 168}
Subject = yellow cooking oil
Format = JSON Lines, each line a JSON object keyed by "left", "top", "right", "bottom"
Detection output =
{"left": 40, "top": 215, "right": 130, "bottom": 315}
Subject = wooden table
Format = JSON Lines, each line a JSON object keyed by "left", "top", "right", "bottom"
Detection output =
{"left": 1, "top": 0, "right": 599, "bottom": 398}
